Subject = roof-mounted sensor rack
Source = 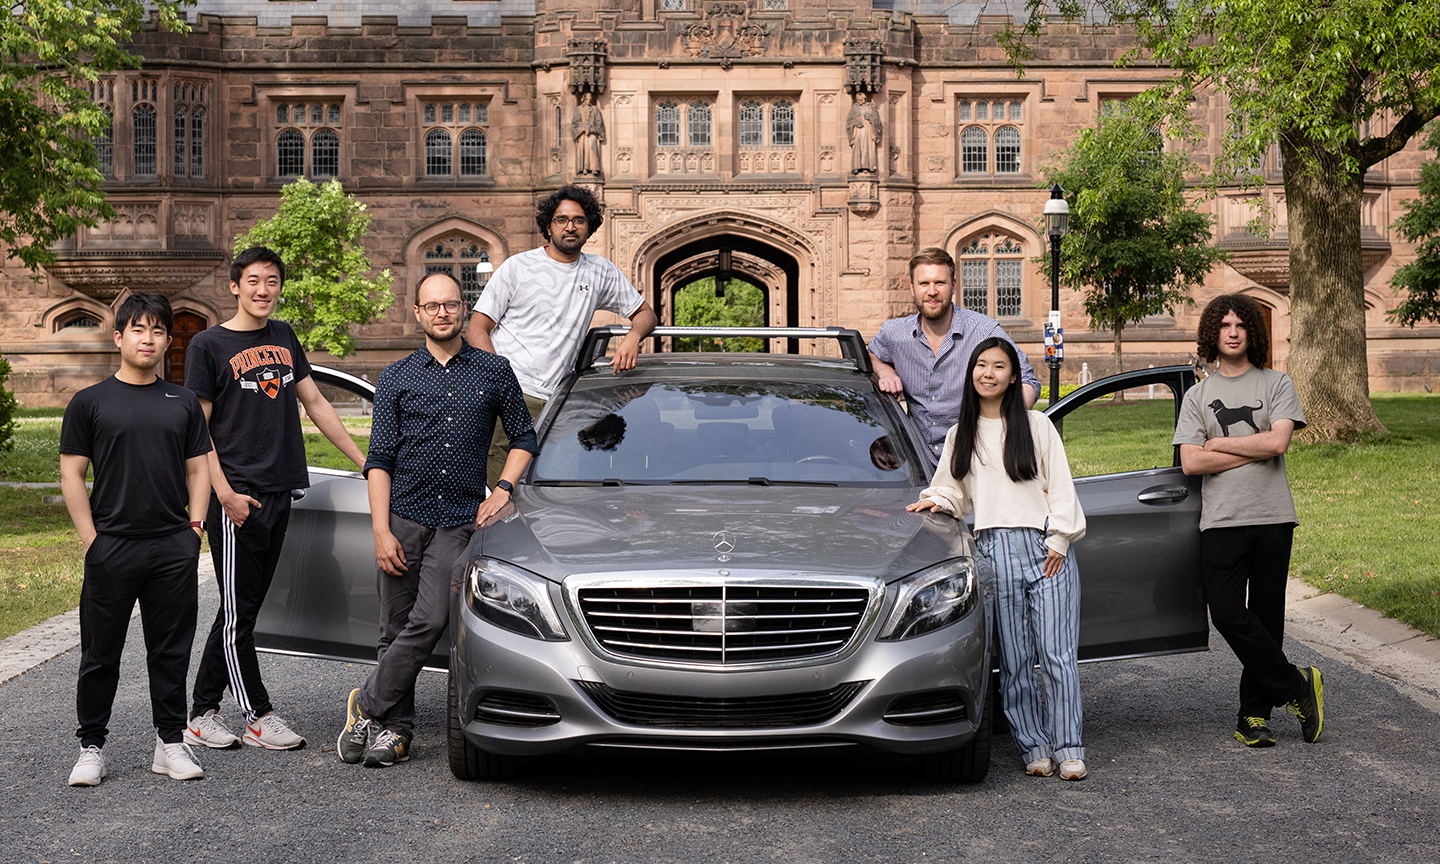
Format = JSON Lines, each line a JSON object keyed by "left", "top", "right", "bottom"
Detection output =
{"left": 575, "top": 326, "right": 872, "bottom": 375}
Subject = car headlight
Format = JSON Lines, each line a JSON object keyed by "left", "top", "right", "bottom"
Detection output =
{"left": 876, "top": 559, "right": 977, "bottom": 641}
{"left": 465, "top": 559, "right": 568, "bottom": 641}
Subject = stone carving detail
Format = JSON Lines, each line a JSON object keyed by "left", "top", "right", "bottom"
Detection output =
{"left": 844, "top": 37, "right": 885, "bottom": 95}
{"left": 819, "top": 150, "right": 834, "bottom": 173}
{"left": 847, "top": 92, "right": 883, "bottom": 175}
{"left": 174, "top": 204, "right": 210, "bottom": 240}
{"left": 737, "top": 149, "right": 797, "bottom": 175}
{"left": 88, "top": 204, "right": 162, "bottom": 245}
{"left": 614, "top": 94, "right": 633, "bottom": 107}
{"left": 657, "top": 148, "right": 717, "bottom": 175}
{"left": 847, "top": 178, "right": 880, "bottom": 215}
{"left": 683, "top": 3, "right": 770, "bottom": 59}
{"left": 616, "top": 147, "right": 633, "bottom": 174}
{"left": 572, "top": 92, "right": 605, "bottom": 178}
{"left": 567, "top": 39, "right": 607, "bottom": 95}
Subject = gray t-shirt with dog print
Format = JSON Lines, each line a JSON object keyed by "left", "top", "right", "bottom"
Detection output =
{"left": 1173, "top": 365, "right": 1307, "bottom": 531}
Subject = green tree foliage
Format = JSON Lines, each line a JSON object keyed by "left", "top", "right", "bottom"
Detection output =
{"left": 0, "top": 355, "right": 17, "bottom": 452}
{"left": 1389, "top": 123, "right": 1440, "bottom": 327}
{"left": 233, "top": 178, "right": 394, "bottom": 358}
{"left": 673, "top": 277, "right": 766, "bottom": 352}
{"left": 1041, "top": 117, "right": 1228, "bottom": 378}
{"left": 0, "top": 0, "right": 189, "bottom": 269}
{"left": 1001, "top": 0, "right": 1440, "bottom": 441}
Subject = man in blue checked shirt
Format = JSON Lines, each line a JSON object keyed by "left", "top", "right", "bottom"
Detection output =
{"left": 869, "top": 247, "right": 1042, "bottom": 460}
{"left": 336, "top": 272, "right": 540, "bottom": 769}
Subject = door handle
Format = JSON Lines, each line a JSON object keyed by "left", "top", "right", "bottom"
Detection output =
{"left": 1137, "top": 485, "right": 1189, "bottom": 504}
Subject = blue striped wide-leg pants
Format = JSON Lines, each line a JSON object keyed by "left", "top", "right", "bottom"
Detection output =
{"left": 977, "top": 527, "right": 1084, "bottom": 765}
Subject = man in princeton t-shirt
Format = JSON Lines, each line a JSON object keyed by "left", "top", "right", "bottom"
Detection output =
{"left": 183, "top": 246, "right": 366, "bottom": 752}
{"left": 464, "top": 184, "right": 658, "bottom": 486}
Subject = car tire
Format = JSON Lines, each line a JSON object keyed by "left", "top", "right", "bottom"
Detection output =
{"left": 447, "top": 670, "right": 517, "bottom": 781}
{"left": 913, "top": 681, "right": 993, "bottom": 784}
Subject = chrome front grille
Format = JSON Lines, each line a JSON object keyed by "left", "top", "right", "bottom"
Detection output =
{"left": 572, "top": 581, "right": 877, "bottom": 667}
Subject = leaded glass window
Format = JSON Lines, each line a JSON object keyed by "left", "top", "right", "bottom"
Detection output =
{"left": 459, "top": 128, "right": 486, "bottom": 176}
{"left": 132, "top": 104, "right": 156, "bottom": 176}
{"left": 312, "top": 129, "right": 339, "bottom": 177}
{"left": 174, "top": 109, "right": 188, "bottom": 177}
{"left": 995, "top": 126, "right": 1021, "bottom": 173}
{"left": 688, "top": 103, "right": 712, "bottom": 147}
{"left": 961, "top": 126, "right": 987, "bottom": 173}
{"left": 739, "top": 101, "right": 763, "bottom": 147}
{"left": 426, "top": 129, "right": 452, "bottom": 176}
{"left": 656, "top": 101, "right": 680, "bottom": 146}
{"left": 277, "top": 129, "right": 305, "bottom": 176}
{"left": 770, "top": 101, "right": 794, "bottom": 147}
{"left": 960, "top": 260, "right": 989, "bottom": 314}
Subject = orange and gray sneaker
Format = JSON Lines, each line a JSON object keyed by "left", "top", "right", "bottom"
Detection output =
{"left": 185, "top": 709, "right": 241, "bottom": 750}
{"left": 1287, "top": 666, "right": 1325, "bottom": 743}
{"left": 364, "top": 728, "right": 411, "bottom": 768}
{"left": 243, "top": 712, "right": 307, "bottom": 750}
{"left": 338, "top": 688, "right": 373, "bottom": 764}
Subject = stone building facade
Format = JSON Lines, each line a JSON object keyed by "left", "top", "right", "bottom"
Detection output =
{"left": 3, "top": 0, "right": 1435, "bottom": 405}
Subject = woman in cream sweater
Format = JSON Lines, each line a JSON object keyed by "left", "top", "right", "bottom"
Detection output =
{"left": 907, "top": 337, "right": 1088, "bottom": 780}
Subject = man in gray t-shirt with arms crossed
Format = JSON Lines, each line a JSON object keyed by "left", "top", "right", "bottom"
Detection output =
{"left": 1173, "top": 293, "right": 1325, "bottom": 748}
{"left": 465, "top": 184, "right": 657, "bottom": 485}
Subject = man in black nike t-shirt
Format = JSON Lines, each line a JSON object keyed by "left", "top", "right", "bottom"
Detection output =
{"left": 60, "top": 293, "right": 212, "bottom": 786}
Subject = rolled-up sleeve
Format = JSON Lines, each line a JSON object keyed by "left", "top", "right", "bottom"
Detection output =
{"left": 497, "top": 368, "right": 540, "bottom": 456}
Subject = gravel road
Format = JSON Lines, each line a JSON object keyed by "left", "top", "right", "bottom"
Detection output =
{"left": 2, "top": 576, "right": 1436, "bottom": 864}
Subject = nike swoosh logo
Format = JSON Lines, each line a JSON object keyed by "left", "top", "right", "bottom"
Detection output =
{"left": 165, "top": 393, "right": 182, "bottom": 398}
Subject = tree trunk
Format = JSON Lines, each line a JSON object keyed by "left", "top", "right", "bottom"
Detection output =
{"left": 1111, "top": 320, "right": 1125, "bottom": 402}
{"left": 1282, "top": 141, "right": 1387, "bottom": 442}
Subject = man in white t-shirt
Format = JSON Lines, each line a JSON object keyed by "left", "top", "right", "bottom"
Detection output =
{"left": 466, "top": 184, "right": 658, "bottom": 485}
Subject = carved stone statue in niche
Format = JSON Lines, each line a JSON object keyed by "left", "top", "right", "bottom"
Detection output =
{"left": 847, "top": 92, "right": 883, "bottom": 175}
{"left": 572, "top": 92, "right": 606, "bottom": 177}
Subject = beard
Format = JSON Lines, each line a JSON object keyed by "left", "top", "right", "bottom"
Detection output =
{"left": 421, "top": 315, "right": 462, "bottom": 344}
{"left": 914, "top": 295, "right": 953, "bottom": 322}
{"left": 550, "top": 229, "right": 587, "bottom": 256}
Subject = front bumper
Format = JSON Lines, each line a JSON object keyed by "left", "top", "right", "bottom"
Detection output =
{"left": 449, "top": 584, "right": 989, "bottom": 757}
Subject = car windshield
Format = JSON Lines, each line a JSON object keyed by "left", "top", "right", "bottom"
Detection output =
{"left": 531, "top": 377, "right": 922, "bottom": 486}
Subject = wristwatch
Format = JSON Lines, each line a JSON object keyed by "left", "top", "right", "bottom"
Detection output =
{"left": 495, "top": 479, "right": 514, "bottom": 494}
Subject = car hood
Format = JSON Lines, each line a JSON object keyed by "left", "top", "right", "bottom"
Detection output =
{"left": 475, "top": 486, "right": 970, "bottom": 584}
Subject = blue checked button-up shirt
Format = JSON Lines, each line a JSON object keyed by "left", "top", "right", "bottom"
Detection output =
{"left": 363, "top": 341, "right": 539, "bottom": 528}
{"left": 869, "top": 309, "right": 1042, "bottom": 458}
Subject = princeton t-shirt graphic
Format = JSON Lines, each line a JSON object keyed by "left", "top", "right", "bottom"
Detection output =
{"left": 184, "top": 320, "right": 312, "bottom": 494}
{"left": 229, "top": 344, "right": 297, "bottom": 399}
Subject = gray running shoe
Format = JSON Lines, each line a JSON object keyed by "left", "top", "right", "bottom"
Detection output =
{"left": 151, "top": 736, "right": 204, "bottom": 780}
{"left": 185, "top": 710, "right": 241, "bottom": 749}
{"left": 68, "top": 746, "right": 106, "bottom": 787}
{"left": 338, "top": 688, "right": 373, "bottom": 764}
{"left": 363, "top": 729, "right": 411, "bottom": 768}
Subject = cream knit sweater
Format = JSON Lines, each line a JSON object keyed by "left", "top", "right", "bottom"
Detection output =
{"left": 919, "top": 411, "right": 1087, "bottom": 556}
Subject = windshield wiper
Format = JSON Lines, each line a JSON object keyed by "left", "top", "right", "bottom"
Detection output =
{"left": 531, "top": 478, "right": 649, "bottom": 487}
{"left": 668, "top": 478, "right": 839, "bottom": 487}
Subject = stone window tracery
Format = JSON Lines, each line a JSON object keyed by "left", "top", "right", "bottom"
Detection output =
{"left": 735, "top": 97, "right": 800, "bottom": 175}
{"left": 132, "top": 80, "right": 158, "bottom": 177}
{"left": 88, "top": 79, "right": 115, "bottom": 179}
{"left": 959, "top": 233, "right": 1026, "bottom": 318}
{"left": 654, "top": 99, "right": 716, "bottom": 175}
{"left": 688, "top": 103, "right": 712, "bottom": 147}
{"left": 173, "top": 81, "right": 205, "bottom": 178}
{"left": 958, "top": 99, "right": 1026, "bottom": 176}
{"left": 423, "top": 235, "right": 492, "bottom": 308}
{"left": 275, "top": 101, "right": 343, "bottom": 179}
{"left": 422, "top": 100, "right": 491, "bottom": 179}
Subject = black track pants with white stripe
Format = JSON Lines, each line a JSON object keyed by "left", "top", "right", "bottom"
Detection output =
{"left": 190, "top": 489, "right": 291, "bottom": 724}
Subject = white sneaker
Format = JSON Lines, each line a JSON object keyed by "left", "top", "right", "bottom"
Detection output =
{"left": 151, "top": 736, "right": 204, "bottom": 780}
{"left": 243, "top": 713, "right": 307, "bottom": 750}
{"left": 68, "top": 745, "right": 106, "bottom": 787}
{"left": 185, "top": 710, "right": 241, "bottom": 749}
{"left": 1025, "top": 757, "right": 1056, "bottom": 777}
{"left": 1058, "top": 758, "right": 1088, "bottom": 781}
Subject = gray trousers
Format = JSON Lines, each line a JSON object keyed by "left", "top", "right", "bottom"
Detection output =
{"left": 360, "top": 512, "right": 473, "bottom": 738}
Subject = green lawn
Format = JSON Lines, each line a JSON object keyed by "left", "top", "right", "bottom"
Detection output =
{"left": 1, "top": 398, "right": 1436, "bottom": 640}
{"left": 1061, "top": 393, "right": 1440, "bottom": 639}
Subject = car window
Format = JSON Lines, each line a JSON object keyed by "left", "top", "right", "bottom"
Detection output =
{"left": 302, "top": 374, "right": 372, "bottom": 471}
{"left": 532, "top": 378, "right": 924, "bottom": 486}
{"left": 1054, "top": 383, "right": 1181, "bottom": 477}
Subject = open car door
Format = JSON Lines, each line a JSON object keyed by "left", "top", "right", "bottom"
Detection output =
{"left": 1045, "top": 366, "right": 1210, "bottom": 661}
{"left": 253, "top": 366, "right": 450, "bottom": 668}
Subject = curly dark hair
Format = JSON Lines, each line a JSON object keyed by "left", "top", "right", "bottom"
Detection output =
{"left": 536, "top": 185, "right": 604, "bottom": 242}
{"left": 1196, "top": 293, "right": 1270, "bottom": 368}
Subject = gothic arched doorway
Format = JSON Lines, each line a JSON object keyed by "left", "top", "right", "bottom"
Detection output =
{"left": 651, "top": 234, "right": 801, "bottom": 353}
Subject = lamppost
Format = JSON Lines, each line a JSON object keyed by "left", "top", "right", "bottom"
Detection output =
{"left": 1043, "top": 183, "right": 1070, "bottom": 406}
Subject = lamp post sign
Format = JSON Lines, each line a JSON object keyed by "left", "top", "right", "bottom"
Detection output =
{"left": 1042, "top": 184, "right": 1070, "bottom": 405}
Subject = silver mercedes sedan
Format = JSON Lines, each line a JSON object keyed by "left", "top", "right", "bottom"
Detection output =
{"left": 257, "top": 327, "right": 1208, "bottom": 784}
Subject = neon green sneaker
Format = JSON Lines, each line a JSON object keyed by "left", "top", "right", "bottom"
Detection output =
{"left": 1235, "top": 715, "right": 1276, "bottom": 747}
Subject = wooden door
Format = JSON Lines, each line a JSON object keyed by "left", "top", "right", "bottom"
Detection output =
{"left": 167, "top": 312, "right": 207, "bottom": 385}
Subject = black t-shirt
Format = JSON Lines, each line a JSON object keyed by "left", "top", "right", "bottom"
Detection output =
{"left": 184, "top": 320, "right": 313, "bottom": 494}
{"left": 59, "top": 377, "right": 212, "bottom": 538}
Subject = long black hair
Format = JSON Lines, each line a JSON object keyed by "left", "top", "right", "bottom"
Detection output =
{"left": 949, "top": 336, "right": 1038, "bottom": 483}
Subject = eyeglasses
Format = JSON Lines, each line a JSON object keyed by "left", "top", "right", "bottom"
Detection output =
{"left": 551, "top": 215, "right": 589, "bottom": 228}
{"left": 417, "top": 301, "right": 464, "bottom": 316}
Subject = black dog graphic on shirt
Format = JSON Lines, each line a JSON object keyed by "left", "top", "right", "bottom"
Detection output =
{"left": 1208, "top": 400, "right": 1263, "bottom": 436}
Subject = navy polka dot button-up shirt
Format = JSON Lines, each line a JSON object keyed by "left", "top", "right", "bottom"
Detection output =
{"left": 363, "top": 341, "right": 539, "bottom": 528}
